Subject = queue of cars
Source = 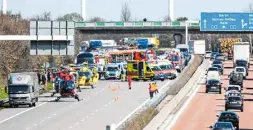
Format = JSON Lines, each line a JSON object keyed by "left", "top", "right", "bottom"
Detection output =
{"left": 205, "top": 51, "right": 250, "bottom": 130}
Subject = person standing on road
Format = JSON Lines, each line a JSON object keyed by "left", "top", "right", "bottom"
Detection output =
{"left": 149, "top": 83, "right": 157, "bottom": 99}
{"left": 127, "top": 75, "right": 132, "bottom": 89}
{"left": 153, "top": 82, "right": 159, "bottom": 94}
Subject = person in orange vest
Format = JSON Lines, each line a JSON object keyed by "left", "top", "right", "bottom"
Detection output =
{"left": 127, "top": 75, "right": 132, "bottom": 89}
{"left": 149, "top": 82, "right": 158, "bottom": 99}
{"left": 153, "top": 82, "right": 159, "bottom": 94}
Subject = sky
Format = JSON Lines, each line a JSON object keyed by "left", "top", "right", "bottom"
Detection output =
{"left": 4, "top": 0, "right": 253, "bottom": 21}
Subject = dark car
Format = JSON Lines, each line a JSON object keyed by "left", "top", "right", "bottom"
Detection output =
{"left": 228, "top": 72, "right": 243, "bottom": 88}
{"left": 210, "top": 122, "right": 235, "bottom": 130}
{"left": 217, "top": 111, "right": 240, "bottom": 129}
{"left": 211, "top": 52, "right": 219, "bottom": 60}
{"left": 212, "top": 64, "right": 224, "bottom": 75}
{"left": 235, "top": 59, "right": 249, "bottom": 76}
{"left": 213, "top": 60, "right": 223, "bottom": 66}
{"left": 225, "top": 96, "right": 244, "bottom": 112}
{"left": 215, "top": 54, "right": 225, "bottom": 62}
{"left": 206, "top": 79, "right": 222, "bottom": 94}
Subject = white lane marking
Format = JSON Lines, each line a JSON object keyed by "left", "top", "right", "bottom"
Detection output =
{"left": 33, "top": 124, "right": 37, "bottom": 126}
{"left": 124, "top": 92, "right": 128, "bottom": 94}
{"left": 95, "top": 109, "right": 99, "bottom": 112}
{"left": 86, "top": 116, "right": 89, "bottom": 118}
{"left": 40, "top": 120, "right": 44, "bottom": 123}
{"left": 47, "top": 116, "right": 51, "bottom": 119}
{"left": 114, "top": 80, "right": 172, "bottom": 128}
{"left": 165, "top": 72, "right": 205, "bottom": 129}
{"left": 25, "top": 127, "right": 30, "bottom": 130}
{"left": 81, "top": 119, "right": 84, "bottom": 122}
{"left": 76, "top": 122, "right": 79, "bottom": 125}
{"left": 53, "top": 114, "right": 57, "bottom": 116}
{"left": 69, "top": 126, "right": 73, "bottom": 129}
{"left": 0, "top": 98, "right": 55, "bottom": 124}
{"left": 91, "top": 113, "right": 94, "bottom": 115}
{"left": 104, "top": 104, "right": 108, "bottom": 107}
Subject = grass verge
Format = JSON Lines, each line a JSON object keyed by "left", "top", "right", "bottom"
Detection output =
{"left": 124, "top": 108, "right": 158, "bottom": 130}
{"left": 47, "top": 82, "right": 54, "bottom": 91}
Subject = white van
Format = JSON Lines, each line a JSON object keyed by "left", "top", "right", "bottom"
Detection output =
{"left": 206, "top": 71, "right": 220, "bottom": 81}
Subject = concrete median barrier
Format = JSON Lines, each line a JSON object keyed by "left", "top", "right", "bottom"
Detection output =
{"left": 143, "top": 58, "right": 210, "bottom": 130}
{"left": 108, "top": 55, "right": 204, "bottom": 130}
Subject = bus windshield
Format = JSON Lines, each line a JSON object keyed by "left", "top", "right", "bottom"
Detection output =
{"left": 76, "top": 53, "right": 94, "bottom": 64}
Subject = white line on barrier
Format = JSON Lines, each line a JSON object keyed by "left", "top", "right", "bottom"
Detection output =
{"left": 164, "top": 72, "right": 205, "bottom": 129}
{"left": 114, "top": 80, "right": 172, "bottom": 128}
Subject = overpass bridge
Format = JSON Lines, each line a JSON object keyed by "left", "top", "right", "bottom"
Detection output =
{"left": 75, "top": 21, "right": 253, "bottom": 34}
{"left": 75, "top": 21, "right": 200, "bottom": 34}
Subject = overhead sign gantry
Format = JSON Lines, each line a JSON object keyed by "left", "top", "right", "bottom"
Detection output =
{"left": 200, "top": 12, "right": 253, "bottom": 31}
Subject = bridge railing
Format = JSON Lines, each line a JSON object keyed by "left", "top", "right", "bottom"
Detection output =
{"left": 75, "top": 21, "right": 200, "bottom": 28}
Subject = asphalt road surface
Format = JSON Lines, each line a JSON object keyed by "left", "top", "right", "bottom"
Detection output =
{"left": 0, "top": 79, "right": 171, "bottom": 130}
{"left": 171, "top": 60, "right": 253, "bottom": 130}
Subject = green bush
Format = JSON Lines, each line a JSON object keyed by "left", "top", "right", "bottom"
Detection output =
{"left": 47, "top": 82, "right": 54, "bottom": 91}
{"left": 0, "top": 87, "right": 7, "bottom": 100}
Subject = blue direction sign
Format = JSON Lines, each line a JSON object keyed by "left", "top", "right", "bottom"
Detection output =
{"left": 200, "top": 12, "right": 253, "bottom": 31}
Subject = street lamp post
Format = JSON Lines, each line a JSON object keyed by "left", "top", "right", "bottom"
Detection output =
{"left": 185, "top": 21, "right": 199, "bottom": 45}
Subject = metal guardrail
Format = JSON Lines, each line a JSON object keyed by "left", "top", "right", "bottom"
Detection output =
{"left": 107, "top": 55, "right": 196, "bottom": 130}
{"left": 75, "top": 21, "right": 200, "bottom": 28}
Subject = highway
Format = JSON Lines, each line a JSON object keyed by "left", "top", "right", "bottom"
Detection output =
{"left": 171, "top": 60, "right": 253, "bottom": 130}
{"left": 0, "top": 79, "right": 171, "bottom": 130}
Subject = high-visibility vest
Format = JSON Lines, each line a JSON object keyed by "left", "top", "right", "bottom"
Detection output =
{"left": 150, "top": 84, "right": 157, "bottom": 92}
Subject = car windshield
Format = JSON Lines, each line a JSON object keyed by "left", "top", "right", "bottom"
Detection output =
{"left": 213, "top": 65, "right": 221, "bottom": 68}
{"left": 107, "top": 66, "right": 118, "bottom": 71}
{"left": 216, "top": 56, "right": 224, "bottom": 59}
{"left": 228, "top": 87, "right": 239, "bottom": 91}
{"left": 159, "top": 65, "right": 172, "bottom": 70}
{"left": 208, "top": 80, "right": 219, "bottom": 84}
{"left": 214, "top": 122, "right": 233, "bottom": 128}
{"left": 208, "top": 68, "right": 218, "bottom": 71}
{"left": 228, "top": 97, "right": 241, "bottom": 101}
{"left": 151, "top": 66, "right": 162, "bottom": 71}
{"left": 219, "top": 113, "right": 237, "bottom": 121}
{"left": 179, "top": 48, "right": 188, "bottom": 53}
{"left": 236, "top": 68, "right": 244, "bottom": 72}
{"left": 8, "top": 85, "right": 30, "bottom": 94}
{"left": 236, "top": 60, "right": 247, "bottom": 66}
{"left": 213, "top": 61, "right": 222, "bottom": 64}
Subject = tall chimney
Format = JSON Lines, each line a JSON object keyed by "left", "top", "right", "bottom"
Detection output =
{"left": 169, "top": 0, "right": 174, "bottom": 21}
{"left": 2, "top": 0, "right": 7, "bottom": 14}
{"left": 81, "top": 0, "right": 86, "bottom": 21}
